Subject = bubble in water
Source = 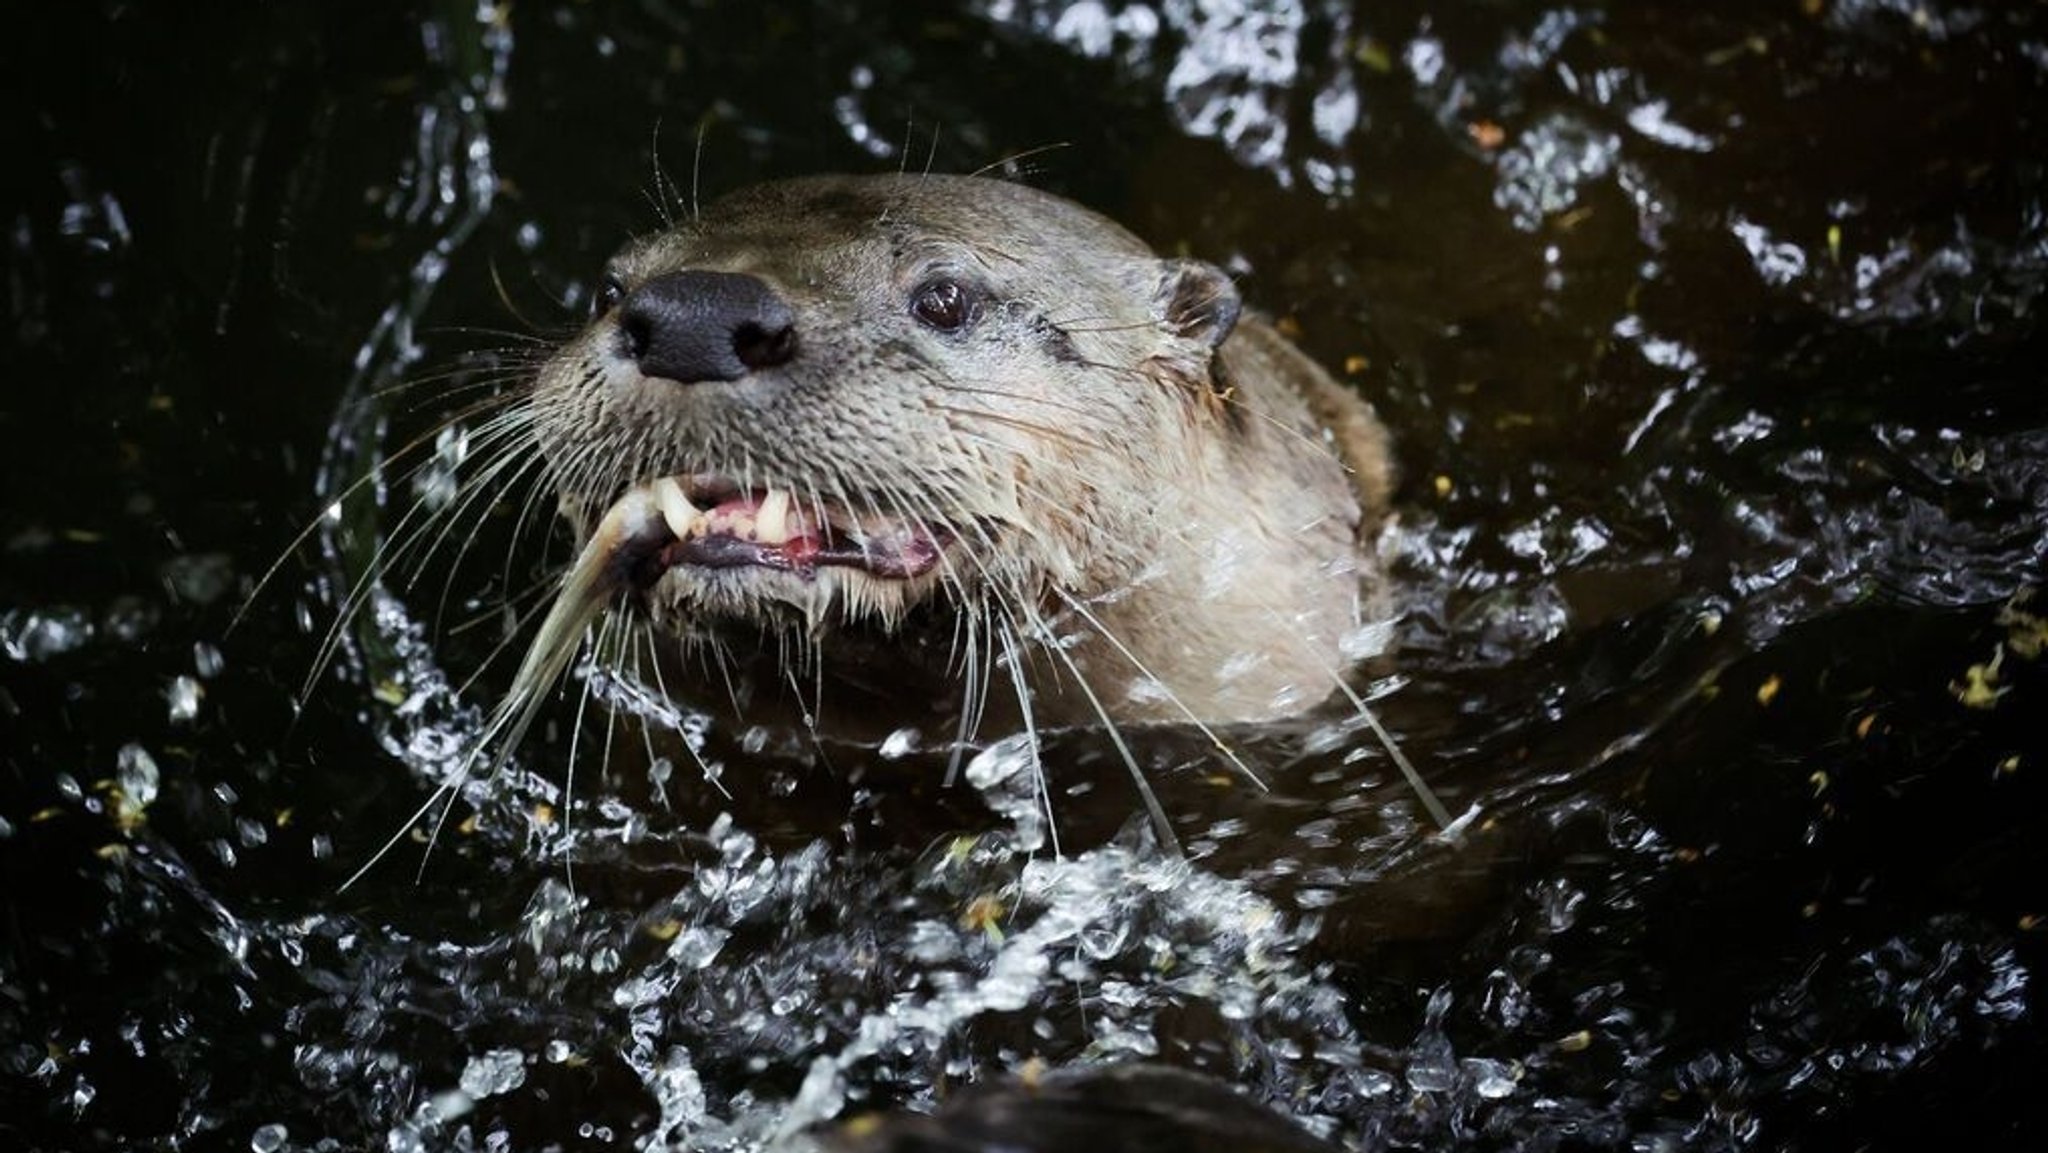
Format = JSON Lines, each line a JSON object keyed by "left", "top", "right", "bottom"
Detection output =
{"left": 0, "top": 606, "right": 94, "bottom": 662}
{"left": 1627, "top": 99, "right": 1715, "bottom": 152}
{"left": 666, "top": 925, "right": 730, "bottom": 971}
{"left": 167, "top": 675, "right": 203, "bottom": 723}
{"left": 645, "top": 1047, "right": 713, "bottom": 1149}
{"left": 963, "top": 733, "right": 1045, "bottom": 851}
{"left": 521, "top": 879, "right": 581, "bottom": 954}
{"left": 249, "top": 1122, "right": 288, "bottom": 1153}
{"left": 115, "top": 743, "right": 160, "bottom": 827}
{"left": 160, "top": 553, "right": 236, "bottom": 606}
{"left": 648, "top": 756, "right": 673, "bottom": 806}
{"left": 1340, "top": 618, "right": 1395, "bottom": 661}
{"left": 1464, "top": 1056, "right": 1522, "bottom": 1099}
{"left": 1354, "top": 1067, "right": 1398, "bottom": 1098}
{"left": 426, "top": 1088, "right": 473, "bottom": 1124}
{"left": 458, "top": 1048, "right": 528, "bottom": 1098}
{"left": 879, "top": 727, "right": 920, "bottom": 759}
{"left": 412, "top": 423, "right": 470, "bottom": 510}
{"left": 1406, "top": 1051, "right": 1458, "bottom": 1094}
{"left": 777, "top": 1056, "right": 849, "bottom": 1141}
{"left": 1730, "top": 214, "right": 1810, "bottom": 288}
{"left": 1493, "top": 114, "right": 1621, "bottom": 231}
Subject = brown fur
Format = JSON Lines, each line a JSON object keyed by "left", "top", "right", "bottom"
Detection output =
{"left": 529, "top": 174, "right": 1393, "bottom": 726}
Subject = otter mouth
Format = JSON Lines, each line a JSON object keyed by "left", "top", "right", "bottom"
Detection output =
{"left": 475, "top": 473, "right": 955, "bottom": 774}
{"left": 596, "top": 475, "right": 952, "bottom": 592}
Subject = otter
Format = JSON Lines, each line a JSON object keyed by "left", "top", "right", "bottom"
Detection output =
{"left": 493, "top": 174, "right": 1392, "bottom": 761}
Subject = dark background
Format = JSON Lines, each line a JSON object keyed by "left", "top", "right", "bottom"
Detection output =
{"left": 3, "top": 1, "right": 2046, "bottom": 1150}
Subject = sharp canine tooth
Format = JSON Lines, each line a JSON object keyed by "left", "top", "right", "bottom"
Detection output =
{"left": 652, "top": 477, "right": 700, "bottom": 539}
{"left": 756, "top": 488, "right": 794, "bottom": 545}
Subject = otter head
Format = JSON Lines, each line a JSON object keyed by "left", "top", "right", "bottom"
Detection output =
{"left": 529, "top": 174, "right": 1380, "bottom": 728}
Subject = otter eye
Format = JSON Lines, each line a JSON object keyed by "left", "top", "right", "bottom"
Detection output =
{"left": 911, "top": 278, "right": 974, "bottom": 333}
{"left": 592, "top": 273, "right": 625, "bottom": 320}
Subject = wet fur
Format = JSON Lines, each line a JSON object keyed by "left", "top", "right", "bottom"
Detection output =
{"left": 531, "top": 174, "right": 1393, "bottom": 729}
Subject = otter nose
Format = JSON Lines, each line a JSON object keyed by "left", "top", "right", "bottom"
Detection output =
{"left": 615, "top": 270, "right": 796, "bottom": 383}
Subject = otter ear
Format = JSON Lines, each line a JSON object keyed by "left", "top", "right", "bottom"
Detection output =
{"left": 1153, "top": 259, "right": 1242, "bottom": 350}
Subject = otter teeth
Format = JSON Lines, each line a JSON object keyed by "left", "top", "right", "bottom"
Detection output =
{"left": 652, "top": 477, "right": 702, "bottom": 540}
{"left": 754, "top": 488, "right": 794, "bottom": 546}
{"left": 636, "top": 478, "right": 800, "bottom": 545}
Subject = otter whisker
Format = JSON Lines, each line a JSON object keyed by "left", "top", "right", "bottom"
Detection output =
{"left": 1021, "top": 602, "right": 1180, "bottom": 855}
{"left": 942, "top": 604, "right": 986, "bottom": 786}
{"left": 442, "top": 564, "right": 562, "bottom": 641}
{"left": 301, "top": 431, "right": 527, "bottom": 701}
{"left": 688, "top": 114, "right": 710, "bottom": 224}
{"left": 479, "top": 255, "right": 556, "bottom": 339}
{"left": 589, "top": 612, "right": 633, "bottom": 885}
{"left": 930, "top": 380, "right": 1102, "bottom": 423}
{"left": 1042, "top": 315, "right": 1159, "bottom": 337}
{"left": 319, "top": 396, "right": 537, "bottom": 583}
{"left": 648, "top": 117, "right": 676, "bottom": 232}
{"left": 810, "top": 633, "right": 828, "bottom": 730}
{"left": 1032, "top": 340, "right": 1370, "bottom": 474}
{"left": 930, "top": 406, "right": 1108, "bottom": 454}
{"left": 415, "top": 323, "right": 562, "bottom": 349}
{"left": 628, "top": 628, "right": 665, "bottom": 781}
{"left": 408, "top": 421, "right": 556, "bottom": 627}
{"left": 614, "top": 631, "right": 664, "bottom": 807}
{"left": 355, "top": 364, "right": 541, "bottom": 406}
{"left": 641, "top": 618, "right": 729, "bottom": 799}
{"left": 383, "top": 432, "right": 544, "bottom": 604}
{"left": 240, "top": 384, "right": 528, "bottom": 642}
{"left": 561, "top": 613, "right": 604, "bottom": 897}
{"left": 705, "top": 634, "right": 744, "bottom": 722}
{"left": 339, "top": 776, "right": 461, "bottom": 893}
{"left": 1049, "top": 587, "right": 1267, "bottom": 792}
{"left": 1296, "top": 632, "right": 1456, "bottom": 834}
{"left": 782, "top": 664, "right": 831, "bottom": 762}
{"left": 445, "top": 554, "right": 603, "bottom": 706}
{"left": 967, "top": 141, "right": 1073, "bottom": 180}
{"left": 995, "top": 617, "right": 1060, "bottom": 858}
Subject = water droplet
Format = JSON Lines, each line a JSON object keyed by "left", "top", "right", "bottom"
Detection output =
{"left": 0, "top": 606, "right": 94, "bottom": 663}
{"left": 194, "top": 641, "right": 225, "bottom": 678}
{"left": 167, "top": 675, "right": 203, "bottom": 723}
{"left": 1464, "top": 1056, "right": 1521, "bottom": 1099}
{"left": 115, "top": 743, "right": 160, "bottom": 823}
{"left": 879, "top": 727, "right": 920, "bottom": 759}
{"left": 458, "top": 1048, "right": 528, "bottom": 1098}
{"left": 666, "top": 926, "right": 730, "bottom": 971}
{"left": 160, "top": 553, "right": 237, "bottom": 606}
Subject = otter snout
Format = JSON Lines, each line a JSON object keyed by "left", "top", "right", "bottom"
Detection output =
{"left": 616, "top": 270, "right": 796, "bottom": 384}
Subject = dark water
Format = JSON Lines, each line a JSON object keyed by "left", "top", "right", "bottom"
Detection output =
{"left": 4, "top": 1, "right": 2046, "bottom": 1149}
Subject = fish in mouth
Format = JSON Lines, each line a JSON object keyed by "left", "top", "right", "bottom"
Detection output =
{"left": 508, "top": 480, "right": 950, "bottom": 740}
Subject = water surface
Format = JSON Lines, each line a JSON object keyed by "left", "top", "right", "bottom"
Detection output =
{"left": 3, "top": 1, "right": 2045, "bottom": 1150}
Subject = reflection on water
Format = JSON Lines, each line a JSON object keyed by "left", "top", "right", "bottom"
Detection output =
{"left": 3, "top": 1, "right": 2046, "bottom": 1150}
